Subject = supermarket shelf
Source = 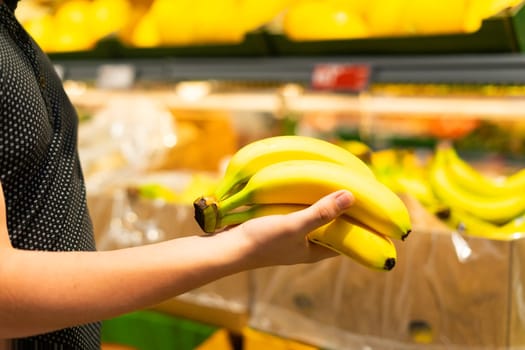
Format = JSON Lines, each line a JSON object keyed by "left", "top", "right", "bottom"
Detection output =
{"left": 69, "top": 87, "right": 525, "bottom": 119}
{"left": 52, "top": 53, "right": 525, "bottom": 86}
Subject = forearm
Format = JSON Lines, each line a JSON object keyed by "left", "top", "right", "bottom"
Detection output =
{"left": 0, "top": 232, "right": 251, "bottom": 339}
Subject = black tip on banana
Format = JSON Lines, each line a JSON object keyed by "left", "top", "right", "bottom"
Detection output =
{"left": 434, "top": 207, "right": 452, "bottom": 220}
{"left": 193, "top": 196, "right": 219, "bottom": 234}
{"left": 384, "top": 257, "right": 396, "bottom": 271}
{"left": 401, "top": 230, "right": 411, "bottom": 241}
{"left": 359, "top": 150, "right": 373, "bottom": 164}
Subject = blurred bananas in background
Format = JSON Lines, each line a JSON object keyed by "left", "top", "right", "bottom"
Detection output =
{"left": 132, "top": 173, "right": 220, "bottom": 205}
{"left": 367, "top": 141, "right": 525, "bottom": 241}
{"left": 18, "top": 0, "right": 523, "bottom": 52}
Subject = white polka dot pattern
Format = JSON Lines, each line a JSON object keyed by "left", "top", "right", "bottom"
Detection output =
{"left": 1, "top": 4, "right": 101, "bottom": 349}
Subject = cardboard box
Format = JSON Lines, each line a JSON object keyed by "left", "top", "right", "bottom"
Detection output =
{"left": 249, "top": 229, "right": 525, "bottom": 349}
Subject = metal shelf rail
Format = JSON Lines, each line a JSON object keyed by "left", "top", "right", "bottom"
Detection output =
{"left": 52, "top": 53, "right": 525, "bottom": 87}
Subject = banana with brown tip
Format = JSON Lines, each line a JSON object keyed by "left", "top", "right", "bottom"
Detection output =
{"left": 195, "top": 159, "right": 412, "bottom": 240}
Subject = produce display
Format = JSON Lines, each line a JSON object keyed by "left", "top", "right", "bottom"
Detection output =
{"left": 121, "top": 132, "right": 525, "bottom": 270}
{"left": 370, "top": 141, "right": 525, "bottom": 240}
{"left": 18, "top": 0, "right": 524, "bottom": 52}
{"left": 282, "top": 0, "right": 522, "bottom": 40}
{"left": 20, "top": 0, "right": 137, "bottom": 52}
{"left": 18, "top": 0, "right": 292, "bottom": 51}
{"left": 71, "top": 86, "right": 525, "bottom": 348}
{"left": 192, "top": 135, "right": 412, "bottom": 271}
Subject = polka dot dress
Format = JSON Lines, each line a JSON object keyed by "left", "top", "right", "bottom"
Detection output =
{"left": 1, "top": 3, "right": 101, "bottom": 349}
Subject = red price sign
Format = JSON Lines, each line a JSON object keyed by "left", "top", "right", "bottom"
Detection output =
{"left": 311, "top": 64, "right": 371, "bottom": 92}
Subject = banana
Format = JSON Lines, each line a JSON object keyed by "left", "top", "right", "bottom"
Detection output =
{"left": 434, "top": 206, "right": 500, "bottom": 238}
{"left": 438, "top": 144, "right": 525, "bottom": 197}
{"left": 370, "top": 148, "right": 401, "bottom": 174}
{"left": 335, "top": 139, "right": 373, "bottom": 164}
{"left": 194, "top": 159, "right": 412, "bottom": 240}
{"left": 429, "top": 147, "right": 525, "bottom": 224}
{"left": 499, "top": 214, "right": 525, "bottom": 240}
{"left": 435, "top": 207, "right": 525, "bottom": 241}
{"left": 506, "top": 169, "right": 525, "bottom": 191}
{"left": 132, "top": 183, "right": 178, "bottom": 203}
{"left": 220, "top": 203, "right": 397, "bottom": 271}
{"left": 213, "top": 135, "right": 376, "bottom": 201}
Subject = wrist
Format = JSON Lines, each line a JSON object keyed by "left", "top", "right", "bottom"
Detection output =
{"left": 206, "top": 228, "right": 258, "bottom": 272}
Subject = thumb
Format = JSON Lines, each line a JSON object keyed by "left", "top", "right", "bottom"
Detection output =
{"left": 292, "top": 190, "right": 354, "bottom": 233}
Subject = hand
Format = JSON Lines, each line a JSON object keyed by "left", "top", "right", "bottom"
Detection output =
{"left": 228, "top": 190, "right": 354, "bottom": 268}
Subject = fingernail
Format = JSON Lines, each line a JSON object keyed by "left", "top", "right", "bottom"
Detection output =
{"left": 335, "top": 191, "right": 353, "bottom": 209}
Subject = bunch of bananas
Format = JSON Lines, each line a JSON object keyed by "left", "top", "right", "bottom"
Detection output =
{"left": 427, "top": 143, "right": 525, "bottom": 240}
{"left": 192, "top": 135, "right": 413, "bottom": 271}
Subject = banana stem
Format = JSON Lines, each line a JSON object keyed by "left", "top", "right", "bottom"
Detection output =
{"left": 218, "top": 207, "right": 255, "bottom": 228}
{"left": 213, "top": 174, "right": 234, "bottom": 201}
{"left": 217, "top": 191, "right": 249, "bottom": 216}
{"left": 219, "top": 204, "right": 305, "bottom": 229}
{"left": 193, "top": 196, "right": 219, "bottom": 234}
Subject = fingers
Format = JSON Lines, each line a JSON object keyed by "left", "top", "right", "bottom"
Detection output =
{"left": 292, "top": 190, "right": 354, "bottom": 234}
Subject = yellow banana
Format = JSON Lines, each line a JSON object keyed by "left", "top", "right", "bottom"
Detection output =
{"left": 370, "top": 148, "right": 401, "bottom": 173}
{"left": 429, "top": 147, "right": 525, "bottom": 224}
{"left": 195, "top": 159, "right": 412, "bottom": 240}
{"left": 335, "top": 139, "right": 373, "bottom": 164}
{"left": 499, "top": 214, "right": 525, "bottom": 240}
{"left": 370, "top": 148, "right": 448, "bottom": 214}
{"left": 213, "top": 135, "right": 376, "bottom": 201}
{"left": 220, "top": 203, "right": 397, "bottom": 271}
{"left": 439, "top": 144, "right": 525, "bottom": 197}
{"left": 435, "top": 208, "right": 525, "bottom": 241}
{"left": 393, "top": 173, "right": 441, "bottom": 207}
{"left": 134, "top": 183, "right": 178, "bottom": 203}
{"left": 434, "top": 206, "right": 501, "bottom": 238}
